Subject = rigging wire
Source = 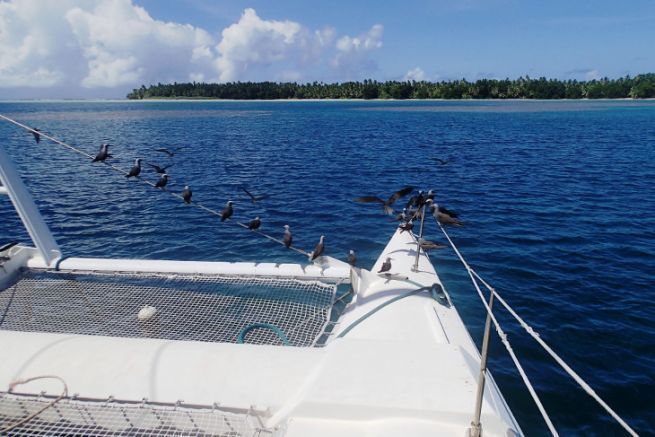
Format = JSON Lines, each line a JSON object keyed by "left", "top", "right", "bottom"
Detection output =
{"left": 437, "top": 218, "right": 639, "bottom": 437}
{"left": 0, "top": 114, "right": 311, "bottom": 258}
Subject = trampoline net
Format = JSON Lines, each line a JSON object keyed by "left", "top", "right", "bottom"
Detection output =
{"left": 0, "top": 392, "right": 275, "bottom": 436}
{"left": 0, "top": 269, "right": 341, "bottom": 347}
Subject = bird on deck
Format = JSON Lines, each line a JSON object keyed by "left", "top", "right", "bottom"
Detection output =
{"left": 126, "top": 158, "right": 142, "bottom": 178}
{"left": 354, "top": 186, "right": 414, "bottom": 215}
{"left": 182, "top": 186, "right": 192, "bottom": 204}
{"left": 248, "top": 216, "right": 261, "bottom": 230}
{"left": 378, "top": 257, "right": 392, "bottom": 274}
{"left": 220, "top": 201, "right": 233, "bottom": 221}
{"left": 92, "top": 144, "right": 112, "bottom": 162}
{"left": 347, "top": 249, "right": 357, "bottom": 266}
{"left": 310, "top": 235, "right": 325, "bottom": 261}
{"left": 240, "top": 186, "right": 269, "bottom": 204}
{"left": 394, "top": 208, "right": 408, "bottom": 222}
{"left": 283, "top": 225, "right": 293, "bottom": 248}
{"left": 146, "top": 163, "right": 173, "bottom": 174}
{"left": 155, "top": 173, "right": 168, "bottom": 189}
{"left": 399, "top": 220, "right": 414, "bottom": 234}
{"left": 417, "top": 238, "right": 447, "bottom": 251}
{"left": 428, "top": 200, "right": 463, "bottom": 226}
{"left": 31, "top": 128, "right": 41, "bottom": 143}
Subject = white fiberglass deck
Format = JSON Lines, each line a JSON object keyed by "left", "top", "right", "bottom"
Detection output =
{"left": 0, "top": 229, "right": 521, "bottom": 437}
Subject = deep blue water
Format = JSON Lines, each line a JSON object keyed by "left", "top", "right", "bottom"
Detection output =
{"left": 0, "top": 100, "right": 653, "bottom": 435}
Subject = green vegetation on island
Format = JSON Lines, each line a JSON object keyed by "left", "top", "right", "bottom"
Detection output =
{"left": 127, "top": 74, "right": 655, "bottom": 100}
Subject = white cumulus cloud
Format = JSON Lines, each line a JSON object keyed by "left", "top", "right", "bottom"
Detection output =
{"left": 0, "top": 1, "right": 386, "bottom": 96}
{"left": 332, "top": 24, "right": 384, "bottom": 79}
{"left": 403, "top": 67, "right": 426, "bottom": 81}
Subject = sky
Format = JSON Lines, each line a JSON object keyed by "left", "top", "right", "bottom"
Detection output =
{"left": 0, "top": 0, "right": 654, "bottom": 99}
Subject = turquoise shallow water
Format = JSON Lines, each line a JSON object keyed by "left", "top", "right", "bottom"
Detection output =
{"left": 0, "top": 100, "right": 654, "bottom": 435}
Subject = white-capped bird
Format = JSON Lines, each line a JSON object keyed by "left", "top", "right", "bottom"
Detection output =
{"left": 155, "top": 173, "right": 168, "bottom": 189}
{"left": 283, "top": 225, "right": 293, "bottom": 248}
{"left": 126, "top": 158, "right": 142, "bottom": 178}
{"left": 182, "top": 185, "right": 192, "bottom": 203}
{"left": 220, "top": 201, "right": 233, "bottom": 221}
{"left": 378, "top": 257, "right": 392, "bottom": 274}
{"left": 310, "top": 235, "right": 325, "bottom": 261}
{"left": 248, "top": 216, "right": 261, "bottom": 230}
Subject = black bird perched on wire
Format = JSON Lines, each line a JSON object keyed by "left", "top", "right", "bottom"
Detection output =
{"left": 240, "top": 186, "right": 269, "bottom": 204}
{"left": 399, "top": 220, "right": 414, "bottom": 234}
{"left": 220, "top": 201, "right": 233, "bottom": 221}
{"left": 155, "top": 173, "right": 168, "bottom": 189}
{"left": 92, "top": 143, "right": 112, "bottom": 162}
{"left": 182, "top": 186, "right": 192, "bottom": 203}
{"left": 155, "top": 147, "right": 183, "bottom": 157}
{"left": 405, "top": 190, "right": 425, "bottom": 210}
{"left": 310, "top": 235, "right": 325, "bottom": 261}
{"left": 248, "top": 216, "right": 261, "bottom": 230}
{"left": 126, "top": 158, "right": 142, "bottom": 178}
{"left": 426, "top": 199, "right": 459, "bottom": 219}
{"left": 283, "top": 225, "right": 293, "bottom": 248}
{"left": 146, "top": 163, "right": 173, "bottom": 174}
{"left": 347, "top": 249, "right": 356, "bottom": 266}
{"left": 428, "top": 201, "right": 463, "bottom": 226}
{"left": 354, "top": 186, "right": 414, "bottom": 215}
{"left": 378, "top": 257, "right": 392, "bottom": 274}
{"left": 31, "top": 128, "right": 41, "bottom": 143}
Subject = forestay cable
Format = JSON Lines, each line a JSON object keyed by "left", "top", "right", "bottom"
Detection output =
{"left": 437, "top": 218, "right": 639, "bottom": 437}
{"left": 434, "top": 217, "right": 559, "bottom": 436}
{"left": 0, "top": 114, "right": 310, "bottom": 257}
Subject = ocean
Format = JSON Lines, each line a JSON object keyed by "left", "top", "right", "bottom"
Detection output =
{"left": 0, "top": 100, "right": 653, "bottom": 435}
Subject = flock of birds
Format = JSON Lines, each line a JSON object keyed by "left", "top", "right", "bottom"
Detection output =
{"left": 28, "top": 127, "right": 462, "bottom": 273}
{"left": 354, "top": 186, "right": 463, "bottom": 273}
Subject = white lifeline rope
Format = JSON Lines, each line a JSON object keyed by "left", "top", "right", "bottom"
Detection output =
{"left": 438, "top": 219, "right": 639, "bottom": 437}
{"left": 469, "top": 269, "right": 639, "bottom": 437}
{"left": 0, "top": 114, "right": 310, "bottom": 257}
{"left": 436, "top": 218, "right": 559, "bottom": 436}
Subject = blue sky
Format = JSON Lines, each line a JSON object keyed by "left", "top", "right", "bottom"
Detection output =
{"left": 1, "top": 0, "right": 654, "bottom": 98}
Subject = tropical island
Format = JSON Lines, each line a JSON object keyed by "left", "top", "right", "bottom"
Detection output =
{"left": 127, "top": 74, "right": 655, "bottom": 100}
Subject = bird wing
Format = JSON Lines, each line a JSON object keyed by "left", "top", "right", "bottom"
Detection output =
{"left": 388, "top": 186, "right": 414, "bottom": 205}
{"left": 240, "top": 186, "right": 255, "bottom": 200}
{"left": 354, "top": 196, "right": 385, "bottom": 203}
{"left": 145, "top": 163, "right": 161, "bottom": 171}
{"left": 432, "top": 157, "right": 448, "bottom": 165}
{"left": 155, "top": 148, "right": 173, "bottom": 156}
{"left": 439, "top": 206, "right": 459, "bottom": 218}
{"left": 162, "top": 164, "right": 174, "bottom": 171}
{"left": 254, "top": 194, "right": 270, "bottom": 201}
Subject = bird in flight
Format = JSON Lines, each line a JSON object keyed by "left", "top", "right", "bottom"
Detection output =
{"left": 146, "top": 163, "right": 173, "bottom": 174}
{"left": 431, "top": 157, "right": 450, "bottom": 165}
{"left": 354, "top": 186, "right": 414, "bottom": 215}
{"left": 240, "top": 186, "right": 269, "bottom": 203}
{"left": 155, "top": 147, "right": 183, "bottom": 157}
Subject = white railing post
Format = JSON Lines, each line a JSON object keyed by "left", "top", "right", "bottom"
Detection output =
{"left": 469, "top": 288, "right": 495, "bottom": 437}
{"left": 412, "top": 203, "right": 426, "bottom": 271}
{"left": 0, "top": 144, "right": 61, "bottom": 266}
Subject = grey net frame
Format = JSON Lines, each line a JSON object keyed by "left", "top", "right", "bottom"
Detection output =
{"left": 0, "top": 392, "right": 276, "bottom": 436}
{"left": 0, "top": 268, "right": 344, "bottom": 347}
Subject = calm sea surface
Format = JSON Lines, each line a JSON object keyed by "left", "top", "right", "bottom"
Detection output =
{"left": 0, "top": 100, "right": 653, "bottom": 435}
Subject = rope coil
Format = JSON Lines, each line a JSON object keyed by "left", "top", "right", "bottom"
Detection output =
{"left": 0, "top": 114, "right": 310, "bottom": 258}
